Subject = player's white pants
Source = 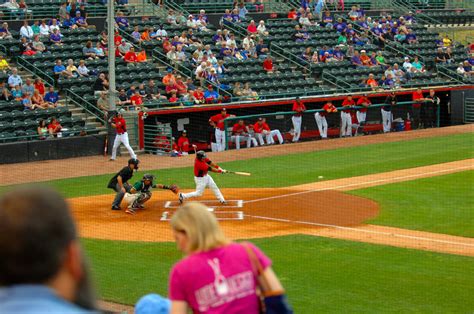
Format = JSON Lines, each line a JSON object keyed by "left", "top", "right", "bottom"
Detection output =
{"left": 356, "top": 111, "right": 366, "bottom": 124}
{"left": 181, "top": 175, "right": 225, "bottom": 202}
{"left": 215, "top": 128, "right": 225, "bottom": 151}
{"left": 111, "top": 132, "right": 137, "bottom": 160}
{"left": 231, "top": 135, "right": 258, "bottom": 149}
{"left": 340, "top": 112, "right": 352, "bottom": 137}
{"left": 381, "top": 109, "right": 392, "bottom": 133}
{"left": 314, "top": 112, "right": 328, "bottom": 138}
{"left": 291, "top": 116, "right": 302, "bottom": 142}
{"left": 257, "top": 130, "right": 284, "bottom": 145}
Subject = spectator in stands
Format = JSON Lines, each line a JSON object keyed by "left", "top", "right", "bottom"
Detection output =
{"left": 39, "top": 19, "right": 49, "bottom": 36}
{"left": 366, "top": 73, "right": 378, "bottom": 89}
{"left": 322, "top": 10, "right": 334, "bottom": 28}
{"left": 462, "top": 61, "right": 473, "bottom": 76}
{"left": 115, "top": 11, "right": 129, "bottom": 29}
{"left": 0, "top": 187, "right": 98, "bottom": 312}
{"left": 445, "top": 47, "right": 454, "bottom": 64}
{"left": 392, "top": 63, "right": 405, "bottom": 81}
{"left": 32, "top": 35, "right": 46, "bottom": 53}
{"left": 49, "top": 18, "right": 60, "bottom": 33}
{"left": 255, "top": 39, "right": 269, "bottom": 59}
{"left": 351, "top": 50, "right": 363, "bottom": 66}
{"left": 130, "top": 90, "right": 143, "bottom": 109}
{"left": 168, "top": 202, "right": 285, "bottom": 313}
{"left": 131, "top": 26, "right": 142, "bottom": 44}
{"left": 406, "top": 29, "right": 417, "bottom": 44}
{"left": 162, "top": 69, "right": 176, "bottom": 86}
{"left": 94, "top": 42, "right": 106, "bottom": 58}
{"left": 0, "top": 81, "right": 11, "bottom": 101}
{"left": 168, "top": 91, "right": 179, "bottom": 103}
{"left": 435, "top": 48, "right": 447, "bottom": 63}
{"left": 65, "top": 59, "right": 79, "bottom": 78}
{"left": 247, "top": 20, "right": 258, "bottom": 34}
{"left": 242, "top": 82, "right": 258, "bottom": 100}
{"left": 0, "top": 22, "right": 13, "bottom": 39}
{"left": 74, "top": 11, "right": 88, "bottom": 28}
{"left": 288, "top": 8, "right": 297, "bottom": 19}
{"left": 20, "top": 20, "right": 34, "bottom": 39}
{"left": 58, "top": 2, "right": 67, "bottom": 21}
{"left": 293, "top": 25, "right": 309, "bottom": 42}
{"left": 81, "top": 41, "right": 97, "bottom": 59}
{"left": 118, "top": 39, "right": 133, "bottom": 56}
{"left": 47, "top": 117, "right": 62, "bottom": 136}
{"left": 263, "top": 55, "right": 275, "bottom": 73}
{"left": 166, "top": 9, "right": 177, "bottom": 24}
{"left": 124, "top": 46, "right": 138, "bottom": 63}
{"left": 21, "top": 91, "right": 35, "bottom": 109}
{"left": 31, "top": 20, "right": 40, "bottom": 35}
{"left": 141, "top": 27, "right": 152, "bottom": 42}
{"left": 348, "top": 6, "right": 359, "bottom": 21}
{"left": 97, "top": 91, "right": 108, "bottom": 116}
{"left": 49, "top": 28, "right": 63, "bottom": 46}
{"left": 93, "top": 73, "right": 109, "bottom": 94}
{"left": 257, "top": 20, "right": 269, "bottom": 36}
{"left": 21, "top": 78, "right": 34, "bottom": 96}
{"left": 193, "top": 87, "right": 205, "bottom": 104}
{"left": 442, "top": 34, "right": 452, "bottom": 47}
{"left": 12, "top": 85, "right": 23, "bottom": 101}
{"left": 32, "top": 89, "right": 51, "bottom": 109}
{"left": 77, "top": 59, "right": 90, "bottom": 77}
{"left": 34, "top": 77, "right": 45, "bottom": 96}
{"left": 8, "top": 68, "right": 23, "bottom": 88}
{"left": 411, "top": 56, "right": 424, "bottom": 72}
{"left": 44, "top": 86, "right": 59, "bottom": 106}
{"left": 117, "top": 88, "right": 131, "bottom": 108}
{"left": 402, "top": 57, "right": 413, "bottom": 72}
{"left": 53, "top": 59, "right": 70, "bottom": 78}
{"left": 0, "top": 54, "right": 10, "bottom": 73}
{"left": 374, "top": 51, "right": 387, "bottom": 66}
{"left": 37, "top": 119, "right": 48, "bottom": 139}
{"left": 18, "top": 37, "right": 32, "bottom": 55}
{"left": 204, "top": 84, "right": 219, "bottom": 103}
{"left": 359, "top": 50, "right": 372, "bottom": 66}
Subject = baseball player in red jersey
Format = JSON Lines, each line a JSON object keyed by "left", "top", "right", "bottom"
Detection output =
{"left": 177, "top": 130, "right": 190, "bottom": 155}
{"left": 209, "top": 108, "right": 233, "bottom": 152}
{"left": 340, "top": 96, "right": 355, "bottom": 137}
{"left": 356, "top": 94, "right": 371, "bottom": 125}
{"left": 315, "top": 101, "right": 337, "bottom": 139}
{"left": 291, "top": 97, "right": 306, "bottom": 142}
{"left": 109, "top": 109, "right": 137, "bottom": 161}
{"left": 179, "top": 150, "right": 227, "bottom": 204}
{"left": 231, "top": 120, "right": 258, "bottom": 149}
{"left": 254, "top": 117, "right": 284, "bottom": 145}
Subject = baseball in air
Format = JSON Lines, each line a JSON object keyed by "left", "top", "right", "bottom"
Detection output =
{"left": 318, "top": 176, "right": 324, "bottom": 179}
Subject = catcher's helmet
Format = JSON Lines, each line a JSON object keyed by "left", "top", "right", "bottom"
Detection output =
{"left": 196, "top": 150, "right": 207, "bottom": 160}
{"left": 128, "top": 158, "right": 140, "bottom": 169}
{"left": 143, "top": 174, "right": 155, "bottom": 182}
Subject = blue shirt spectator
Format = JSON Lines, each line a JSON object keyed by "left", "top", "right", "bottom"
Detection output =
{"left": 53, "top": 64, "right": 66, "bottom": 74}
{"left": 44, "top": 89, "right": 59, "bottom": 104}
{"left": 0, "top": 285, "right": 92, "bottom": 314}
{"left": 204, "top": 86, "right": 219, "bottom": 102}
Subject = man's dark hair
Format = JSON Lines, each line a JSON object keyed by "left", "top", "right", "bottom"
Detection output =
{"left": 0, "top": 187, "right": 77, "bottom": 285}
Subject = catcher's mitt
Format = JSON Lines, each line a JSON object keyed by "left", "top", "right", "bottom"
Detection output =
{"left": 169, "top": 184, "right": 180, "bottom": 194}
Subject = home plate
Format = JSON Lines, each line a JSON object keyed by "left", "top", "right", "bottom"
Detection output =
{"left": 161, "top": 210, "right": 244, "bottom": 221}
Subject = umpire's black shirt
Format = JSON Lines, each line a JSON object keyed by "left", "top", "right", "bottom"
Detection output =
{"left": 108, "top": 166, "right": 134, "bottom": 189}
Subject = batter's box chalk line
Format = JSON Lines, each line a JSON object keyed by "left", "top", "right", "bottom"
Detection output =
{"left": 161, "top": 210, "right": 244, "bottom": 221}
{"left": 164, "top": 200, "right": 244, "bottom": 208}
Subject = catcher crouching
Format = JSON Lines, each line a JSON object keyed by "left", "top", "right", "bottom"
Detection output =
{"left": 124, "top": 174, "right": 179, "bottom": 215}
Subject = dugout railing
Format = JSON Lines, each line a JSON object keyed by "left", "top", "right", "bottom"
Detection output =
{"left": 222, "top": 100, "right": 441, "bottom": 150}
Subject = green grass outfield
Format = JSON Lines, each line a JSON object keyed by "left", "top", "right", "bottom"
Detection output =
{"left": 2, "top": 132, "right": 472, "bottom": 198}
{"left": 84, "top": 235, "right": 474, "bottom": 312}
{"left": 349, "top": 171, "right": 474, "bottom": 238}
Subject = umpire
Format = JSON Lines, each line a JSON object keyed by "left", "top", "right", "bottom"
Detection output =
{"left": 108, "top": 158, "right": 140, "bottom": 210}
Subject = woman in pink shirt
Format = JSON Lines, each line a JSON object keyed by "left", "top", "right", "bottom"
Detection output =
{"left": 169, "top": 202, "right": 286, "bottom": 314}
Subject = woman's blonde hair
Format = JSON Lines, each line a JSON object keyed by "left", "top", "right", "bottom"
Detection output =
{"left": 170, "top": 202, "right": 229, "bottom": 253}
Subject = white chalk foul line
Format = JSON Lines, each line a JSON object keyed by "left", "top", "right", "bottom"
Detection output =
{"left": 244, "top": 165, "right": 473, "bottom": 204}
{"left": 244, "top": 214, "right": 474, "bottom": 248}
{"left": 164, "top": 201, "right": 171, "bottom": 208}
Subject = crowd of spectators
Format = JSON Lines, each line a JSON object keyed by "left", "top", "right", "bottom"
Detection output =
{"left": 2, "top": 65, "right": 60, "bottom": 110}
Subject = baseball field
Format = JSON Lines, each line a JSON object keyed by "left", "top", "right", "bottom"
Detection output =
{"left": 1, "top": 125, "right": 473, "bottom": 313}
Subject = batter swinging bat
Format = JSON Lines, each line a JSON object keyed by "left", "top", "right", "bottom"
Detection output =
{"left": 227, "top": 171, "right": 251, "bottom": 176}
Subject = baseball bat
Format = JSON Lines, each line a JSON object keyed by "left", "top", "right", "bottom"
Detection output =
{"left": 227, "top": 171, "right": 251, "bottom": 176}
{"left": 103, "top": 136, "right": 108, "bottom": 157}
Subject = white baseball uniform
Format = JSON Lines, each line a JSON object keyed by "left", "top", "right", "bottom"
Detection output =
{"left": 314, "top": 112, "right": 328, "bottom": 138}
{"left": 181, "top": 175, "right": 225, "bottom": 202}
{"left": 111, "top": 132, "right": 137, "bottom": 160}
{"left": 340, "top": 112, "right": 352, "bottom": 137}
{"left": 215, "top": 128, "right": 226, "bottom": 152}
{"left": 291, "top": 116, "right": 302, "bottom": 142}
{"left": 381, "top": 109, "right": 392, "bottom": 133}
{"left": 231, "top": 135, "right": 258, "bottom": 149}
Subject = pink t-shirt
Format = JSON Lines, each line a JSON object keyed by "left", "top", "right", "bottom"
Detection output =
{"left": 169, "top": 242, "right": 271, "bottom": 314}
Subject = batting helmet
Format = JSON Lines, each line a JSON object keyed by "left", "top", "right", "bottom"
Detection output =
{"left": 143, "top": 174, "right": 155, "bottom": 182}
{"left": 128, "top": 158, "right": 140, "bottom": 169}
{"left": 196, "top": 150, "right": 207, "bottom": 160}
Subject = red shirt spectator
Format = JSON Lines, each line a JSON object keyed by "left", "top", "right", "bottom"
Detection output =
{"left": 356, "top": 96, "right": 371, "bottom": 113}
{"left": 193, "top": 89, "right": 204, "bottom": 103}
{"left": 47, "top": 118, "right": 62, "bottom": 134}
{"left": 177, "top": 132, "right": 190, "bottom": 153}
{"left": 176, "top": 79, "right": 188, "bottom": 95}
{"left": 412, "top": 89, "right": 425, "bottom": 108}
{"left": 34, "top": 80, "right": 45, "bottom": 96}
{"left": 263, "top": 57, "right": 274, "bottom": 72}
{"left": 288, "top": 9, "right": 297, "bottom": 19}
{"left": 130, "top": 93, "right": 143, "bottom": 106}
{"left": 169, "top": 94, "right": 179, "bottom": 103}
{"left": 166, "top": 83, "right": 179, "bottom": 95}
{"left": 124, "top": 50, "right": 137, "bottom": 63}
{"left": 342, "top": 96, "right": 355, "bottom": 112}
{"left": 247, "top": 21, "right": 257, "bottom": 34}
{"left": 292, "top": 98, "right": 306, "bottom": 116}
{"left": 209, "top": 110, "right": 230, "bottom": 131}
{"left": 194, "top": 157, "right": 212, "bottom": 177}
{"left": 114, "top": 33, "right": 122, "bottom": 46}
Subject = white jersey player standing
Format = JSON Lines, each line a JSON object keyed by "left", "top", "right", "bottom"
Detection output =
{"left": 109, "top": 109, "right": 137, "bottom": 161}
